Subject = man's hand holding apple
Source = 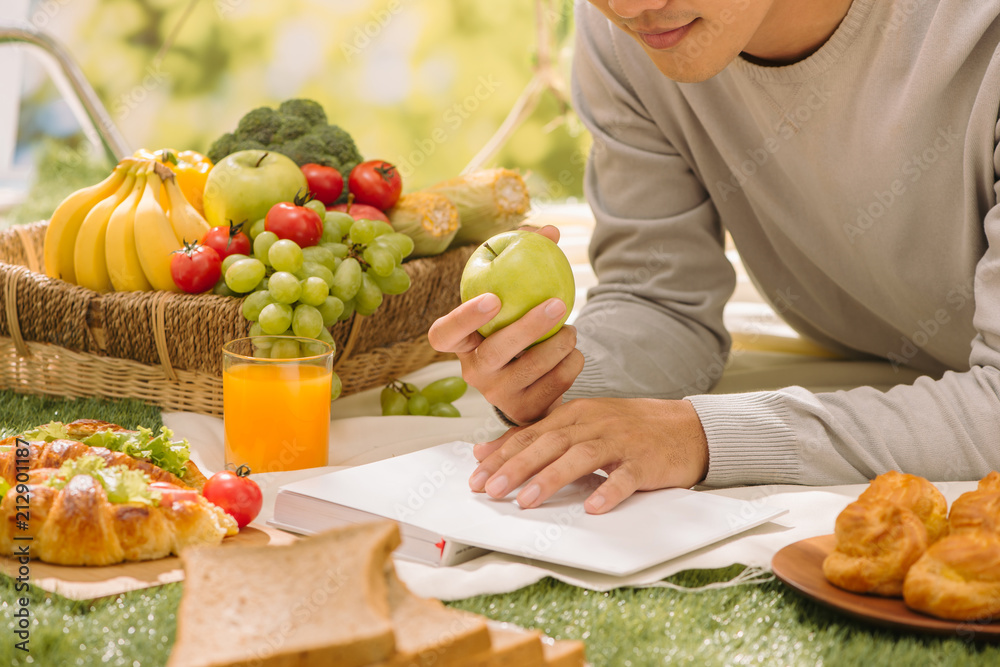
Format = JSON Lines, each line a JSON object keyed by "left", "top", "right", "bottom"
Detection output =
{"left": 427, "top": 225, "right": 584, "bottom": 425}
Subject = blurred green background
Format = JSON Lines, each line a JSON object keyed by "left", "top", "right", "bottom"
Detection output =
{"left": 2, "top": 0, "right": 589, "bottom": 224}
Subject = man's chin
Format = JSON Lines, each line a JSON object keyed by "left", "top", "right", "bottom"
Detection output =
{"left": 646, "top": 51, "right": 732, "bottom": 83}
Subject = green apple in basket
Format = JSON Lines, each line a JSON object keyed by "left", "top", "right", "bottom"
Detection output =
{"left": 202, "top": 150, "right": 307, "bottom": 229}
{"left": 460, "top": 230, "right": 575, "bottom": 345}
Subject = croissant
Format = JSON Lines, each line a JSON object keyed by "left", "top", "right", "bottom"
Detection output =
{"left": 822, "top": 500, "right": 929, "bottom": 597}
{"left": 0, "top": 468, "right": 237, "bottom": 566}
{"left": 0, "top": 426, "right": 208, "bottom": 491}
{"left": 857, "top": 470, "right": 948, "bottom": 543}
{"left": 903, "top": 531, "right": 1000, "bottom": 621}
{"left": 948, "top": 489, "right": 1000, "bottom": 536}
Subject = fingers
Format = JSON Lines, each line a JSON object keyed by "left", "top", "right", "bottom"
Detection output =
{"left": 471, "top": 420, "right": 588, "bottom": 496}
{"left": 516, "top": 223, "right": 561, "bottom": 245}
{"left": 473, "top": 298, "right": 568, "bottom": 373}
{"left": 585, "top": 466, "right": 645, "bottom": 514}
{"left": 427, "top": 293, "right": 500, "bottom": 354}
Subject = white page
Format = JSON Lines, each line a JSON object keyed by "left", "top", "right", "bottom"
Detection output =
{"left": 278, "top": 441, "right": 788, "bottom": 576}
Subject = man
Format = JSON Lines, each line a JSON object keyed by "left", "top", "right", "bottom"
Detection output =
{"left": 428, "top": 0, "right": 1000, "bottom": 514}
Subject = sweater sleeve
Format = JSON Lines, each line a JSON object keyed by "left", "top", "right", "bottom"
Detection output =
{"left": 565, "top": 5, "right": 737, "bottom": 401}
{"left": 690, "top": 115, "right": 1000, "bottom": 487}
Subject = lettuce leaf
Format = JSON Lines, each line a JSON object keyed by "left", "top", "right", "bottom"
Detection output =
{"left": 20, "top": 421, "right": 70, "bottom": 442}
{"left": 80, "top": 426, "right": 191, "bottom": 479}
{"left": 0, "top": 478, "right": 9, "bottom": 497}
{"left": 45, "top": 455, "right": 157, "bottom": 505}
{"left": 19, "top": 422, "right": 191, "bottom": 479}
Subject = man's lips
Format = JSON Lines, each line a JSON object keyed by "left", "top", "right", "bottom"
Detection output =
{"left": 634, "top": 20, "right": 696, "bottom": 50}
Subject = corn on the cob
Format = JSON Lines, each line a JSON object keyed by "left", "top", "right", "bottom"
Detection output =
{"left": 387, "top": 192, "right": 460, "bottom": 257}
{"left": 426, "top": 168, "right": 531, "bottom": 248}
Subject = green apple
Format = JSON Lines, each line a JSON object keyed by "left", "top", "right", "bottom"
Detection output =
{"left": 202, "top": 150, "right": 307, "bottom": 228}
{"left": 460, "top": 230, "right": 575, "bottom": 344}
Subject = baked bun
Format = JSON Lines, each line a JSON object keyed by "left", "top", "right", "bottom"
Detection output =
{"left": 822, "top": 500, "right": 929, "bottom": 597}
{"left": 977, "top": 471, "right": 1000, "bottom": 493}
{"left": 948, "top": 489, "right": 1000, "bottom": 536}
{"left": 903, "top": 531, "right": 1000, "bottom": 621}
{"left": 857, "top": 470, "right": 948, "bottom": 543}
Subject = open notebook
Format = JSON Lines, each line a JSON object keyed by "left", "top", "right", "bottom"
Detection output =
{"left": 270, "top": 441, "right": 788, "bottom": 577}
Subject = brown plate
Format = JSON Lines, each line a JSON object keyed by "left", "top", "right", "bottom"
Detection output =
{"left": 771, "top": 534, "right": 1000, "bottom": 639}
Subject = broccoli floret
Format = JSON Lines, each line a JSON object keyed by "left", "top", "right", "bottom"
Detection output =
{"left": 270, "top": 115, "right": 311, "bottom": 144}
{"left": 234, "top": 106, "right": 282, "bottom": 145}
{"left": 205, "top": 99, "right": 362, "bottom": 188}
{"left": 272, "top": 135, "right": 329, "bottom": 167}
{"left": 206, "top": 132, "right": 238, "bottom": 164}
{"left": 277, "top": 98, "right": 327, "bottom": 127}
{"left": 311, "top": 124, "right": 363, "bottom": 175}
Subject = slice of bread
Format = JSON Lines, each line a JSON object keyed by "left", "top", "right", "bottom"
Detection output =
{"left": 542, "top": 637, "right": 587, "bottom": 667}
{"left": 369, "top": 564, "right": 493, "bottom": 667}
{"left": 464, "top": 622, "right": 546, "bottom": 667}
{"left": 167, "top": 520, "right": 400, "bottom": 667}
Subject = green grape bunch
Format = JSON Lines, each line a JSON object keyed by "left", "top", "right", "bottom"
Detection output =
{"left": 380, "top": 377, "right": 467, "bottom": 417}
{"left": 217, "top": 202, "right": 415, "bottom": 375}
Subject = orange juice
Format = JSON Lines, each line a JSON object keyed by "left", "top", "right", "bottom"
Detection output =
{"left": 223, "top": 362, "right": 332, "bottom": 473}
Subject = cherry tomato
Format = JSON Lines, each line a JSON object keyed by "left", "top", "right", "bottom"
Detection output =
{"left": 328, "top": 202, "right": 390, "bottom": 223}
{"left": 201, "top": 220, "right": 252, "bottom": 260}
{"left": 348, "top": 160, "right": 402, "bottom": 211}
{"left": 170, "top": 241, "right": 222, "bottom": 294}
{"left": 202, "top": 465, "right": 263, "bottom": 528}
{"left": 301, "top": 163, "right": 344, "bottom": 206}
{"left": 265, "top": 201, "right": 323, "bottom": 248}
{"left": 150, "top": 481, "right": 200, "bottom": 506}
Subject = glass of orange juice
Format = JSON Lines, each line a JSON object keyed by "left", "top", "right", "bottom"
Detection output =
{"left": 222, "top": 335, "right": 335, "bottom": 473}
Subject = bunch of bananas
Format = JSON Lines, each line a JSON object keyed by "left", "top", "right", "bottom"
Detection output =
{"left": 43, "top": 157, "right": 211, "bottom": 292}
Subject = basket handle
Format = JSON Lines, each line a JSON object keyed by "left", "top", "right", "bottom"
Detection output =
{"left": 4, "top": 267, "right": 32, "bottom": 358}
{"left": 12, "top": 225, "right": 41, "bottom": 274}
{"left": 152, "top": 291, "right": 178, "bottom": 382}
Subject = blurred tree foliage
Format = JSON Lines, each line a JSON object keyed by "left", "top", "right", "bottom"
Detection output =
{"left": 20, "top": 0, "right": 589, "bottom": 206}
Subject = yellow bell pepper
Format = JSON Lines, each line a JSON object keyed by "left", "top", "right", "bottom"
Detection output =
{"left": 133, "top": 148, "right": 213, "bottom": 216}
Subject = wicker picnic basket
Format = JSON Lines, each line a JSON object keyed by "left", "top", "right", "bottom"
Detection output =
{"left": 0, "top": 220, "right": 474, "bottom": 417}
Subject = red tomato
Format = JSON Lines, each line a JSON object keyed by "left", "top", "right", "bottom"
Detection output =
{"left": 328, "top": 202, "right": 390, "bottom": 223}
{"left": 265, "top": 202, "right": 323, "bottom": 247}
{"left": 202, "top": 466, "right": 263, "bottom": 528}
{"left": 150, "top": 482, "right": 200, "bottom": 506}
{"left": 201, "top": 221, "right": 252, "bottom": 260}
{"left": 348, "top": 160, "right": 402, "bottom": 211}
{"left": 301, "top": 163, "right": 344, "bottom": 206}
{"left": 170, "top": 242, "right": 222, "bottom": 294}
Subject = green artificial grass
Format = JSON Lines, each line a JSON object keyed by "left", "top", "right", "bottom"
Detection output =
{"left": 0, "top": 390, "right": 163, "bottom": 437}
{"left": 2, "top": 390, "right": 1000, "bottom": 666}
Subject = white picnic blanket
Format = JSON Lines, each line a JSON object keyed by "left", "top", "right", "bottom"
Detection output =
{"left": 164, "top": 355, "right": 969, "bottom": 601}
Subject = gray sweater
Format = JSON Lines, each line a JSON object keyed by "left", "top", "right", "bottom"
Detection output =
{"left": 567, "top": 0, "right": 1000, "bottom": 486}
